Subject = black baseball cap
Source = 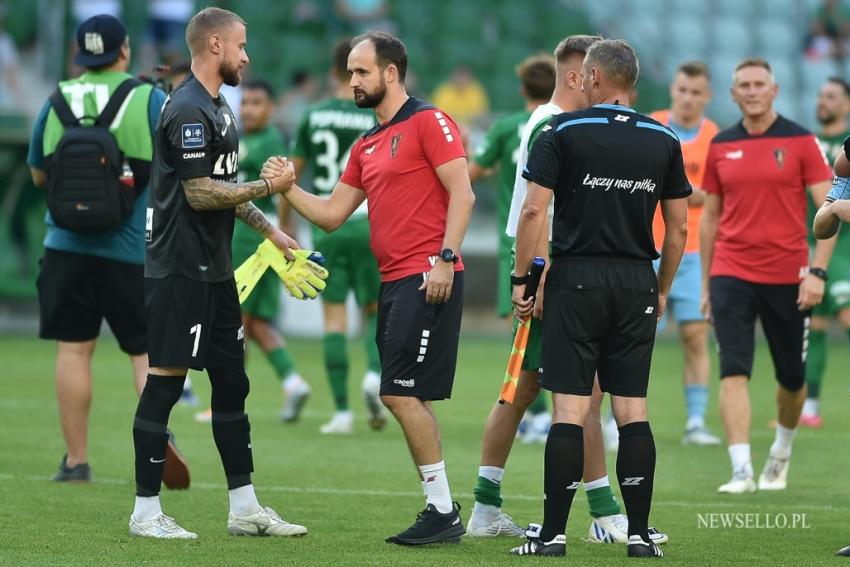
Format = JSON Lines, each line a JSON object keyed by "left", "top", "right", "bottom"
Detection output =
{"left": 74, "top": 14, "right": 127, "bottom": 68}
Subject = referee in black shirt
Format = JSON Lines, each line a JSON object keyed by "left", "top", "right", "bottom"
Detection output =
{"left": 509, "top": 39, "right": 689, "bottom": 558}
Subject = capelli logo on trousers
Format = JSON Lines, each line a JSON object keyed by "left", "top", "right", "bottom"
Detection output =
{"left": 393, "top": 378, "right": 414, "bottom": 388}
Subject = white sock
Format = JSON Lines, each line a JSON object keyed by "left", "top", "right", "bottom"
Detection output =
{"left": 419, "top": 461, "right": 453, "bottom": 514}
{"left": 229, "top": 484, "right": 262, "bottom": 516}
{"left": 132, "top": 495, "right": 162, "bottom": 522}
{"left": 583, "top": 476, "right": 610, "bottom": 491}
{"left": 728, "top": 443, "right": 753, "bottom": 477}
{"left": 770, "top": 424, "right": 797, "bottom": 459}
{"left": 478, "top": 465, "right": 504, "bottom": 484}
{"left": 802, "top": 399, "right": 819, "bottom": 417}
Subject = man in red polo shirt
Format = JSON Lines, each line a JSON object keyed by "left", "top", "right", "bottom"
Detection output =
{"left": 262, "top": 31, "right": 475, "bottom": 545}
{"left": 700, "top": 58, "right": 835, "bottom": 494}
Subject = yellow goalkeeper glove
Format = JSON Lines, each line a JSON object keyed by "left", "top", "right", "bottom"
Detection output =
{"left": 234, "top": 249, "right": 271, "bottom": 304}
{"left": 234, "top": 240, "right": 329, "bottom": 303}
{"left": 257, "top": 240, "right": 329, "bottom": 300}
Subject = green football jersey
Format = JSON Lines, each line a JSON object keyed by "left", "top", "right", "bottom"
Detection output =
{"left": 232, "top": 125, "right": 287, "bottom": 262}
{"left": 808, "top": 129, "right": 850, "bottom": 247}
{"left": 290, "top": 98, "right": 376, "bottom": 219}
{"left": 473, "top": 110, "right": 531, "bottom": 234}
{"left": 237, "top": 125, "right": 286, "bottom": 213}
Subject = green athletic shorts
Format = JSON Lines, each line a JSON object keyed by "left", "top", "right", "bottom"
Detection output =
{"left": 813, "top": 253, "right": 850, "bottom": 316}
{"left": 313, "top": 217, "right": 380, "bottom": 306}
{"left": 497, "top": 234, "right": 514, "bottom": 318}
{"left": 232, "top": 226, "right": 281, "bottom": 321}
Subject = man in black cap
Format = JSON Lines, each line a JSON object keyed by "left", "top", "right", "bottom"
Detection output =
{"left": 27, "top": 14, "right": 189, "bottom": 489}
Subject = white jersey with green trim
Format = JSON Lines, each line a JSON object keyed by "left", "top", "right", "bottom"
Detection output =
{"left": 505, "top": 102, "right": 562, "bottom": 238}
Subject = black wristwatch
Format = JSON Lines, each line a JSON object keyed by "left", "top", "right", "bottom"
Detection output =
{"left": 510, "top": 272, "right": 529, "bottom": 285}
{"left": 809, "top": 267, "right": 829, "bottom": 282}
{"left": 440, "top": 248, "right": 459, "bottom": 263}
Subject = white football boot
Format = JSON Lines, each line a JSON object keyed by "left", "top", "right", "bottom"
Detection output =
{"left": 319, "top": 410, "right": 354, "bottom": 434}
{"left": 280, "top": 374, "right": 311, "bottom": 423}
{"left": 466, "top": 502, "right": 525, "bottom": 537}
{"left": 129, "top": 513, "right": 197, "bottom": 539}
{"left": 758, "top": 454, "right": 790, "bottom": 490}
{"left": 227, "top": 506, "right": 307, "bottom": 537}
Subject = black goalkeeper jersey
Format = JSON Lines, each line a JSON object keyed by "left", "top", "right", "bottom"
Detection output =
{"left": 145, "top": 73, "right": 240, "bottom": 282}
{"left": 522, "top": 104, "right": 691, "bottom": 261}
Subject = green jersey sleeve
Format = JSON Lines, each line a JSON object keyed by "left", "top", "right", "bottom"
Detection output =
{"left": 473, "top": 116, "right": 506, "bottom": 168}
{"left": 527, "top": 115, "right": 553, "bottom": 151}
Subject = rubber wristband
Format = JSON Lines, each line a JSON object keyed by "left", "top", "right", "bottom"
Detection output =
{"left": 511, "top": 273, "right": 529, "bottom": 285}
{"left": 263, "top": 177, "right": 272, "bottom": 197}
{"left": 809, "top": 267, "right": 828, "bottom": 282}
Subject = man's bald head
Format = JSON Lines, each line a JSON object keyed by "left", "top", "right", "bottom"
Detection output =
{"left": 185, "top": 7, "right": 245, "bottom": 56}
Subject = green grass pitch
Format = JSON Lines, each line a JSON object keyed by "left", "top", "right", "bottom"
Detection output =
{"left": 1, "top": 333, "right": 849, "bottom": 566}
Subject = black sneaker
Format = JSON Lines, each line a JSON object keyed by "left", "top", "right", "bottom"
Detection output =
{"left": 386, "top": 502, "right": 465, "bottom": 545}
{"left": 52, "top": 455, "right": 91, "bottom": 482}
{"left": 627, "top": 535, "right": 664, "bottom": 558}
{"left": 510, "top": 523, "right": 566, "bottom": 557}
{"left": 836, "top": 544, "right": 850, "bottom": 556}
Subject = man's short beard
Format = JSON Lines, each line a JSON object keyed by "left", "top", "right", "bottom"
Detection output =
{"left": 817, "top": 111, "right": 837, "bottom": 126}
{"left": 221, "top": 59, "right": 241, "bottom": 87}
{"left": 355, "top": 81, "right": 387, "bottom": 109}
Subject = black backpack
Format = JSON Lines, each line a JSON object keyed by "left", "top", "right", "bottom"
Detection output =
{"left": 45, "top": 78, "right": 142, "bottom": 232}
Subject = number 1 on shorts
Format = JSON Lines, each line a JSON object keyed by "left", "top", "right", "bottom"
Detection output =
{"left": 190, "top": 323, "right": 202, "bottom": 357}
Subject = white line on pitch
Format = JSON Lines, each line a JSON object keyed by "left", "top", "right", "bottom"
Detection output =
{"left": 1, "top": 474, "right": 838, "bottom": 512}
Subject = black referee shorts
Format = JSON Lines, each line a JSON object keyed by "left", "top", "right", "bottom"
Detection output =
{"left": 36, "top": 249, "right": 146, "bottom": 355}
{"left": 540, "top": 258, "right": 658, "bottom": 398}
{"left": 146, "top": 275, "right": 245, "bottom": 370}
{"left": 376, "top": 272, "right": 464, "bottom": 400}
{"left": 709, "top": 276, "right": 809, "bottom": 392}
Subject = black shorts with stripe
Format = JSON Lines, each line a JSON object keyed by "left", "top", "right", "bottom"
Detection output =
{"left": 376, "top": 272, "right": 464, "bottom": 400}
{"left": 540, "top": 258, "right": 658, "bottom": 397}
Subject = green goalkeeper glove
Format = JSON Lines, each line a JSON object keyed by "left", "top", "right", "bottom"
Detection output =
{"left": 257, "top": 240, "right": 329, "bottom": 300}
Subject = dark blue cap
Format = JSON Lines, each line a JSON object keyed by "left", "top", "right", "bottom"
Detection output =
{"left": 74, "top": 14, "right": 127, "bottom": 68}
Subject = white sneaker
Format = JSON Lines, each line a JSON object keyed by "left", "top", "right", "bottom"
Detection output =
{"left": 319, "top": 411, "right": 354, "bottom": 434}
{"left": 280, "top": 375, "right": 310, "bottom": 423}
{"left": 361, "top": 371, "right": 386, "bottom": 431}
{"left": 129, "top": 512, "right": 197, "bottom": 539}
{"left": 682, "top": 425, "right": 721, "bottom": 446}
{"left": 718, "top": 473, "right": 757, "bottom": 494}
{"left": 227, "top": 506, "right": 307, "bottom": 537}
{"left": 466, "top": 502, "right": 525, "bottom": 537}
{"left": 758, "top": 454, "right": 790, "bottom": 490}
{"left": 604, "top": 416, "right": 619, "bottom": 452}
{"left": 588, "top": 513, "right": 629, "bottom": 543}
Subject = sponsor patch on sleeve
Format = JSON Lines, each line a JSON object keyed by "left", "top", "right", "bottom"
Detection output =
{"left": 181, "top": 123, "right": 204, "bottom": 149}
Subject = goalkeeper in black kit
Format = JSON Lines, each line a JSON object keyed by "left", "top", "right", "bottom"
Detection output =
{"left": 128, "top": 7, "right": 320, "bottom": 539}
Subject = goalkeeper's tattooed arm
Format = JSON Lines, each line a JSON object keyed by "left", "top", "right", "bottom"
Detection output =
{"left": 182, "top": 163, "right": 295, "bottom": 211}
{"left": 235, "top": 201, "right": 300, "bottom": 259}
{"left": 235, "top": 201, "right": 273, "bottom": 235}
